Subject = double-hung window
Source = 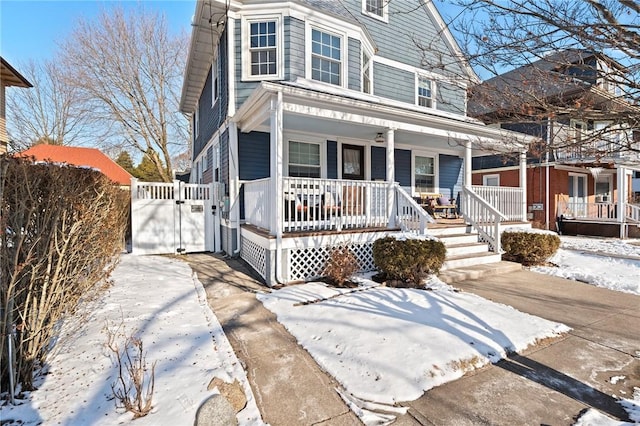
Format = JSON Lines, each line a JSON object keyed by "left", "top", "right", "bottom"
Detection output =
{"left": 417, "top": 76, "right": 434, "bottom": 108}
{"left": 250, "top": 21, "right": 277, "bottom": 76}
{"left": 288, "top": 141, "right": 321, "bottom": 178}
{"left": 414, "top": 155, "right": 435, "bottom": 193}
{"left": 362, "top": 49, "right": 372, "bottom": 94}
{"left": 211, "top": 60, "right": 219, "bottom": 105}
{"left": 363, "top": 0, "right": 388, "bottom": 21}
{"left": 311, "top": 28, "right": 342, "bottom": 86}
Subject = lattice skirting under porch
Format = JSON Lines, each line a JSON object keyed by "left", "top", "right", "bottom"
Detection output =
{"left": 239, "top": 228, "right": 390, "bottom": 286}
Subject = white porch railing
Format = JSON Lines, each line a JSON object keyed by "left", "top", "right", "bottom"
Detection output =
{"left": 282, "top": 177, "right": 391, "bottom": 232}
{"left": 557, "top": 201, "right": 619, "bottom": 220}
{"left": 471, "top": 185, "right": 523, "bottom": 222}
{"left": 625, "top": 203, "right": 640, "bottom": 223}
{"left": 243, "top": 178, "right": 272, "bottom": 230}
{"left": 395, "top": 185, "right": 434, "bottom": 233}
{"left": 461, "top": 187, "right": 508, "bottom": 252}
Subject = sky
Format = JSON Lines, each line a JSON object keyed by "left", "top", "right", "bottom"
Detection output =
{"left": 1, "top": 0, "right": 196, "bottom": 66}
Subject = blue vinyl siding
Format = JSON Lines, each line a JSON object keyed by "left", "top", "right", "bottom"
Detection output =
{"left": 439, "top": 154, "right": 463, "bottom": 200}
{"left": 285, "top": 16, "right": 305, "bottom": 80}
{"left": 394, "top": 149, "right": 411, "bottom": 187}
{"left": 193, "top": 30, "right": 229, "bottom": 159}
{"left": 235, "top": 19, "right": 260, "bottom": 110}
{"left": 220, "top": 129, "right": 229, "bottom": 196}
{"left": 373, "top": 62, "right": 414, "bottom": 104}
{"left": 327, "top": 140, "right": 338, "bottom": 179}
{"left": 371, "top": 146, "right": 386, "bottom": 180}
{"left": 239, "top": 131, "right": 270, "bottom": 180}
{"left": 348, "top": 37, "right": 361, "bottom": 91}
{"left": 436, "top": 82, "right": 465, "bottom": 115}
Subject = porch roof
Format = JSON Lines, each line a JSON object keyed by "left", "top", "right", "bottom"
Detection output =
{"left": 233, "top": 80, "right": 535, "bottom": 153}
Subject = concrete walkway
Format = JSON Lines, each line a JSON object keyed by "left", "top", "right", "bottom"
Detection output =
{"left": 397, "top": 269, "right": 640, "bottom": 425}
{"left": 187, "top": 253, "right": 639, "bottom": 425}
{"left": 186, "top": 253, "right": 361, "bottom": 425}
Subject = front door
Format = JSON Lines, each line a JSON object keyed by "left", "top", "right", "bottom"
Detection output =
{"left": 342, "top": 144, "right": 365, "bottom": 180}
{"left": 568, "top": 173, "right": 587, "bottom": 217}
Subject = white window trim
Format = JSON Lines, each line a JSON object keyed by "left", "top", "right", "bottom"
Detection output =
{"left": 415, "top": 73, "right": 436, "bottom": 109}
{"left": 482, "top": 174, "right": 500, "bottom": 186}
{"left": 241, "top": 14, "right": 284, "bottom": 81}
{"left": 305, "top": 21, "right": 348, "bottom": 89}
{"left": 568, "top": 172, "right": 588, "bottom": 199}
{"left": 411, "top": 151, "right": 439, "bottom": 194}
{"left": 284, "top": 136, "right": 327, "bottom": 178}
{"left": 361, "top": 0, "right": 388, "bottom": 23}
{"left": 211, "top": 60, "right": 219, "bottom": 107}
{"left": 594, "top": 174, "right": 612, "bottom": 202}
{"left": 361, "top": 46, "right": 374, "bottom": 94}
{"left": 194, "top": 103, "right": 200, "bottom": 139}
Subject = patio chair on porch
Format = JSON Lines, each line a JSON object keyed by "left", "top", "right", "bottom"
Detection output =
{"left": 284, "top": 192, "right": 307, "bottom": 221}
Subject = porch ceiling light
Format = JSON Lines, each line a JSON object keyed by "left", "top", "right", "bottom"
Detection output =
{"left": 374, "top": 132, "right": 385, "bottom": 143}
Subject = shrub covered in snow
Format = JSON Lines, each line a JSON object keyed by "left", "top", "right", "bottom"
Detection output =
{"left": 372, "top": 235, "right": 446, "bottom": 286}
{"left": 501, "top": 229, "right": 560, "bottom": 266}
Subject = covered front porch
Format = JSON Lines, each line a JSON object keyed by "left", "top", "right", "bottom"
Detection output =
{"left": 228, "top": 81, "right": 532, "bottom": 285}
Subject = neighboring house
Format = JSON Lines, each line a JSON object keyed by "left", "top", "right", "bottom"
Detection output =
{"left": 180, "top": 0, "right": 533, "bottom": 285}
{"left": 470, "top": 50, "right": 640, "bottom": 238}
{"left": 1, "top": 57, "right": 33, "bottom": 154}
{"left": 20, "top": 145, "right": 133, "bottom": 187}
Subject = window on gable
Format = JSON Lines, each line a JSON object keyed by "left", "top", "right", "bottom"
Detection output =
{"left": 417, "top": 76, "right": 433, "bottom": 108}
{"left": 211, "top": 60, "right": 219, "bottom": 105}
{"left": 250, "top": 21, "right": 277, "bottom": 76}
{"left": 363, "top": 0, "right": 388, "bottom": 21}
{"left": 414, "top": 155, "right": 435, "bottom": 193}
{"left": 311, "top": 28, "right": 342, "bottom": 86}
{"left": 362, "top": 49, "right": 372, "bottom": 94}
{"left": 288, "top": 141, "right": 321, "bottom": 178}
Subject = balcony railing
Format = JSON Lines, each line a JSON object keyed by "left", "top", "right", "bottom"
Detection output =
{"left": 557, "top": 201, "right": 619, "bottom": 220}
{"left": 471, "top": 185, "right": 524, "bottom": 222}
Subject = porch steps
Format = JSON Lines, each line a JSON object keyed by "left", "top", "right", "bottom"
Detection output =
{"left": 438, "top": 261, "right": 523, "bottom": 285}
{"left": 427, "top": 223, "right": 504, "bottom": 272}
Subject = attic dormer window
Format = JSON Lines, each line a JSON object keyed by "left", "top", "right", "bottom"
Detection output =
{"left": 363, "top": 0, "right": 388, "bottom": 22}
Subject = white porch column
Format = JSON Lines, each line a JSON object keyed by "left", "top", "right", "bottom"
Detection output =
{"left": 386, "top": 128, "right": 395, "bottom": 227}
{"left": 464, "top": 140, "right": 472, "bottom": 188}
{"left": 617, "top": 165, "right": 626, "bottom": 237}
{"left": 270, "top": 92, "right": 284, "bottom": 238}
{"left": 520, "top": 150, "right": 528, "bottom": 222}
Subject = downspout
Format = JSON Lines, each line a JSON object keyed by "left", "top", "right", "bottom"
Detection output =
{"left": 546, "top": 117, "right": 552, "bottom": 230}
{"left": 228, "top": 122, "right": 242, "bottom": 256}
{"left": 271, "top": 91, "right": 286, "bottom": 285}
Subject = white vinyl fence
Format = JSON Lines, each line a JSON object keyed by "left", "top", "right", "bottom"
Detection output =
{"left": 131, "top": 179, "right": 218, "bottom": 255}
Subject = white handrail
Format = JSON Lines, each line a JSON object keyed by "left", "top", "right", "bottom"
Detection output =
{"left": 394, "top": 184, "right": 434, "bottom": 234}
{"left": 462, "top": 187, "right": 507, "bottom": 252}
{"left": 626, "top": 203, "right": 640, "bottom": 223}
{"left": 471, "top": 185, "right": 524, "bottom": 221}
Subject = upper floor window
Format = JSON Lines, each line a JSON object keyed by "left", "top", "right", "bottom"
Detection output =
{"left": 211, "top": 60, "right": 219, "bottom": 106}
{"left": 242, "top": 16, "right": 282, "bottom": 81}
{"left": 311, "top": 28, "right": 342, "bottom": 86}
{"left": 362, "top": 49, "right": 372, "bottom": 94}
{"left": 363, "top": 0, "right": 388, "bottom": 21}
{"left": 417, "top": 76, "right": 434, "bottom": 108}
{"left": 250, "top": 21, "right": 277, "bottom": 76}
{"left": 194, "top": 104, "right": 200, "bottom": 139}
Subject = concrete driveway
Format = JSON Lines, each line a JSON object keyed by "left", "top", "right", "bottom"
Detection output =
{"left": 396, "top": 269, "right": 640, "bottom": 425}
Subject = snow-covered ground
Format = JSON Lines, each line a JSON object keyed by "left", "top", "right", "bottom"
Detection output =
{"left": 532, "top": 236, "right": 640, "bottom": 295}
{"left": 0, "top": 255, "right": 263, "bottom": 425}
{"left": 2, "top": 237, "right": 639, "bottom": 425}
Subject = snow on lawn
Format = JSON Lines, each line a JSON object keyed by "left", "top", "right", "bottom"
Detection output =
{"left": 532, "top": 236, "right": 640, "bottom": 295}
{"left": 575, "top": 387, "right": 640, "bottom": 426}
{"left": 258, "top": 276, "right": 569, "bottom": 418}
{"left": 1, "top": 255, "right": 263, "bottom": 426}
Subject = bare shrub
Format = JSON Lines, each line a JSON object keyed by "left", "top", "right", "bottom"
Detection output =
{"left": 323, "top": 246, "right": 359, "bottom": 287}
{"left": 106, "top": 322, "right": 156, "bottom": 419}
{"left": 1, "top": 155, "right": 129, "bottom": 392}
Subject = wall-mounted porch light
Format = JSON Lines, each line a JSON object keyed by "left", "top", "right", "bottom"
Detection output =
{"left": 374, "top": 132, "right": 385, "bottom": 143}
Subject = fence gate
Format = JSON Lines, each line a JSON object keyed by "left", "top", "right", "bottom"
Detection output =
{"left": 131, "top": 180, "right": 219, "bottom": 255}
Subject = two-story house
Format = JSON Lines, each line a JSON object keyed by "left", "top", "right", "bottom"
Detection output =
{"left": 179, "top": 0, "right": 534, "bottom": 285}
{"left": 470, "top": 50, "right": 640, "bottom": 238}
